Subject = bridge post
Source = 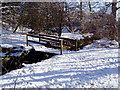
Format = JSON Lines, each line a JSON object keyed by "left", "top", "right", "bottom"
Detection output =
{"left": 60, "top": 40, "right": 63, "bottom": 55}
{"left": 39, "top": 34, "right": 40, "bottom": 42}
{"left": 26, "top": 34, "right": 28, "bottom": 46}
{"left": 75, "top": 39, "right": 78, "bottom": 51}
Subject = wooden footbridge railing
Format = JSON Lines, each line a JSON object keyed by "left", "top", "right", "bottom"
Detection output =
{"left": 26, "top": 33, "right": 79, "bottom": 55}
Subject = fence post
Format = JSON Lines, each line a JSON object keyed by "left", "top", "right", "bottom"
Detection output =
{"left": 26, "top": 34, "right": 28, "bottom": 46}
{"left": 75, "top": 39, "right": 78, "bottom": 51}
{"left": 39, "top": 34, "right": 40, "bottom": 42}
{"left": 60, "top": 39, "right": 63, "bottom": 55}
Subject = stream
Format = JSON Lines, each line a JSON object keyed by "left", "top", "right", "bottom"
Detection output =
{"left": 1, "top": 47, "right": 57, "bottom": 75}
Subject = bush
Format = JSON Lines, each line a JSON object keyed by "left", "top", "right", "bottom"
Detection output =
{"left": 81, "top": 12, "right": 117, "bottom": 40}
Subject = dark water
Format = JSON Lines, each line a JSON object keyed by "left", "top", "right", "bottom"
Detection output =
{"left": 1, "top": 50, "right": 57, "bottom": 75}
{"left": 22, "top": 50, "right": 57, "bottom": 64}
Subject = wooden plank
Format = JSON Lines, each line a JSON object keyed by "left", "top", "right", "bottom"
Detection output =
{"left": 28, "top": 34, "right": 61, "bottom": 42}
{"left": 28, "top": 38, "right": 61, "bottom": 45}
{"left": 40, "top": 39, "right": 61, "bottom": 44}
{"left": 59, "top": 37, "right": 75, "bottom": 41}
{"left": 39, "top": 34, "right": 59, "bottom": 39}
{"left": 28, "top": 34, "right": 39, "bottom": 38}
{"left": 28, "top": 33, "right": 75, "bottom": 41}
{"left": 39, "top": 34, "right": 74, "bottom": 41}
{"left": 28, "top": 40, "right": 61, "bottom": 49}
{"left": 40, "top": 36, "right": 61, "bottom": 42}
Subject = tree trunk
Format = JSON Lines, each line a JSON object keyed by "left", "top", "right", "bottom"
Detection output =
{"left": 88, "top": 0, "right": 92, "bottom": 12}
{"left": 58, "top": 4, "right": 64, "bottom": 37}
{"left": 111, "top": 0, "right": 117, "bottom": 40}
{"left": 13, "top": 24, "right": 19, "bottom": 33}
{"left": 80, "top": 0, "right": 83, "bottom": 20}
{"left": 112, "top": 0, "right": 117, "bottom": 19}
{"left": 58, "top": 24, "right": 62, "bottom": 37}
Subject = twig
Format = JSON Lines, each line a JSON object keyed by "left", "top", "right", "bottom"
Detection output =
{"left": 13, "top": 71, "right": 20, "bottom": 90}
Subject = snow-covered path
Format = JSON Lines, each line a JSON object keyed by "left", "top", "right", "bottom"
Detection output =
{"left": 1, "top": 47, "right": 119, "bottom": 88}
{"left": 1, "top": 27, "right": 119, "bottom": 88}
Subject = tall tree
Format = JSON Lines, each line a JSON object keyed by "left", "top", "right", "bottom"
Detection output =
{"left": 80, "top": 0, "right": 83, "bottom": 20}
{"left": 111, "top": 0, "right": 117, "bottom": 19}
{"left": 111, "top": 0, "right": 117, "bottom": 40}
{"left": 88, "top": 0, "right": 92, "bottom": 12}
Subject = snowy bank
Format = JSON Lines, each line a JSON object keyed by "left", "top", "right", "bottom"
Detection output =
{"left": 0, "top": 48, "right": 119, "bottom": 88}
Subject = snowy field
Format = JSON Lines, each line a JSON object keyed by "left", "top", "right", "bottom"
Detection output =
{"left": 0, "top": 27, "right": 120, "bottom": 88}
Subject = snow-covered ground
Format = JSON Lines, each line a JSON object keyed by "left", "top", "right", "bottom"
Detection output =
{"left": 61, "top": 33, "right": 93, "bottom": 40}
{"left": 0, "top": 26, "right": 120, "bottom": 88}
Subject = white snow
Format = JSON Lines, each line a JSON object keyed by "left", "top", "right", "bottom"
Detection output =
{"left": 1, "top": 27, "right": 31, "bottom": 51}
{"left": 61, "top": 33, "right": 93, "bottom": 40}
{"left": 84, "top": 38, "right": 119, "bottom": 49}
{"left": 1, "top": 48, "right": 119, "bottom": 88}
{"left": 61, "top": 33, "right": 84, "bottom": 39}
{"left": 0, "top": 26, "right": 119, "bottom": 88}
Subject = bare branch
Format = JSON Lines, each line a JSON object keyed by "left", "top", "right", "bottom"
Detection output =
{"left": 116, "top": 7, "right": 120, "bottom": 10}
